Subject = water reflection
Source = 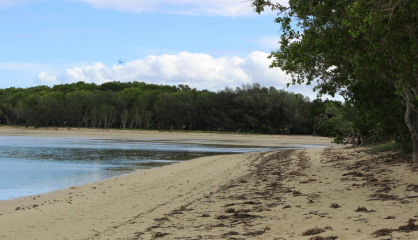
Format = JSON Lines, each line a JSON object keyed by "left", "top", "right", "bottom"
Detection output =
{"left": 0, "top": 136, "right": 291, "bottom": 200}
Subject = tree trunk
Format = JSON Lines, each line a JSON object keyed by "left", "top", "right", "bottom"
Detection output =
{"left": 121, "top": 109, "right": 129, "bottom": 130}
{"left": 110, "top": 113, "right": 116, "bottom": 128}
{"left": 404, "top": 101, "right": 418, "bottom": 163}
{"left": 413, "top": 139, "right": 418, "bottom": 163}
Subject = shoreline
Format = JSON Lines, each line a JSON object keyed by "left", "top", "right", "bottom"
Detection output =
{"left": 1, "top": 146, "right": 417, "bottom": 239}
{"left": 2, "top": 128, "right": 417, "bottom": 239}
{"left": 0, "top": 128, "right": 334, "bottom": 202}
{"left": 0, "top": 126, "right": 335, "bottom": 148}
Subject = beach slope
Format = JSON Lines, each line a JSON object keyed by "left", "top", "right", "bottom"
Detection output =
{"left": 1, "top": 144, "right": 418, "bottom": 239}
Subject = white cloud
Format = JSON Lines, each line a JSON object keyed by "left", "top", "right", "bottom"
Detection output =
{"left": 33, "top": 51, "right": 341, "bottom": 100}
{"left": 39, "top": 51, "right": 289, "bottom": 90}
{"left": 0, "top": 61, "right": 60, "bottom": 88}
{"left": 0, "top": 53, "right": 338, "bottom": 100}
{"left": 35, "top": 71, "right": 60, "bottom": 85}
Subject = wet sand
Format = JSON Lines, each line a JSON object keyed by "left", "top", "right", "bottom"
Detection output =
{"left": 0, "top": 127, "right": 417, "bottom": 239}
{"left": 0, "top": 126, "right": 334, "bottom": 148}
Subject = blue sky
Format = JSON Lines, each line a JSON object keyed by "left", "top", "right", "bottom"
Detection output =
{"left": 0, "top": 0, "right": 340, "bottom": 100}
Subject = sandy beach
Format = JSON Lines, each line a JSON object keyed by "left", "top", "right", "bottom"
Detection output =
{"left": 0, "top": 126, "right": 334, "bottom": 148}
{"left": 0, "top": 127, "right": 417, "bottom": 240}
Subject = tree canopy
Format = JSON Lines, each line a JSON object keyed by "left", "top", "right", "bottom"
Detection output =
{"left": 0, "top": 81, "right": 344, "bottom": 135}
{"left": 251, "top": 0, "right": 418, "bottom": 161}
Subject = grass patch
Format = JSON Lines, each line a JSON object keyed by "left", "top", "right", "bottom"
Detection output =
{"left": 368, "top": 141, "right": 401, "bottom": 154}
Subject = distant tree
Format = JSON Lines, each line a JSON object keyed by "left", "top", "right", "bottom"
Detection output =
{"left": 144, "top": 111, "right": 153, "bottom": 129}
{"left": 99, "top": 105, "right": 117, "bottom": 129}
{"left": 0, "top": 81, "right": 333, "bottom": 137}
{"left": 120, "top": 109, "right": 129, "bottom": 130}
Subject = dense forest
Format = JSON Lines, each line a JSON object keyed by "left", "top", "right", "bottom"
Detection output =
{"left": 0, "top": 81, "right": 349, "bottom": 136}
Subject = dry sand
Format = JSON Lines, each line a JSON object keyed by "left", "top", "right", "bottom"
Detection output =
{"left": 0, "top": 127, "right": 417, "bottom": 240}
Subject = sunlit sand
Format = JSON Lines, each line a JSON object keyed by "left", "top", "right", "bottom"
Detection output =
{"left": 1, "top": 127, "right": 416, "bottom": 239}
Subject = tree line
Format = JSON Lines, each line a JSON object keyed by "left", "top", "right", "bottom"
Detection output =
{"left": 0, "top": 81, "right": 346, "bottom": 135}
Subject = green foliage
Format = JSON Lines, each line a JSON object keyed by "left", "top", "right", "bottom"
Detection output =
{"left": 250, "top": 0, "right": 418, "bottom": 157}
{"left": 0, "top": 81, "right": 337, "bottom": 135}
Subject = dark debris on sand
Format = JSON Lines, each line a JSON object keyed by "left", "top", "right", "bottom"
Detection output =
{"left": 398, "top": 221, "right": 418, "bottom": 233}
{"left": 151, "top": 232, "right": 169, "bottom": 238}
{"left": 222, "top": 231, "right": 240, "bottom": 236}
{"left": 369, "top": 193, "right": 398, "bottom": 201}
{"left": 371, "top": 221, "right": 418, "bottom": 237}
{"left": 142, "top": 150, "right": 294, "bottom": 238}
{"left": 329, "top": 203, "right": 341, "bottom": 208}
{"left": 372, "top": 228, "right": 393, "bottom": 237}
{"left": 355, "top": 206, "right": 375, "bottom": 213}
{"left": 309, "top": 236, "right": 338, "bottom": 240}
{"left": 302, "top": 228, "right": 326, "bottom": 236}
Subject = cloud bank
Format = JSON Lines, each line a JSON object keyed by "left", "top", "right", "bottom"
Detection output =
{"left": 36, "top": 51, "right": 290, "bottom": 91}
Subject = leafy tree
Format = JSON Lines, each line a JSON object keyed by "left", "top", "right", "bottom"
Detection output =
{"left": 251, "top": 0, "right": 418, "bottom": 161}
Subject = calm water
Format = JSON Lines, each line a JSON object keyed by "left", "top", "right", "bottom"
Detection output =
{"left": 0, "top": 136, "right": 304, "bottom": 200}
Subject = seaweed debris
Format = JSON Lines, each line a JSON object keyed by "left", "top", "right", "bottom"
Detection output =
{"left": 329, "top": 203, "right": 341, "bottom": 208}
{"left": 302, "top": 228, "right": 326, "bottom": 236}
{"left": 372, "top": 228, "right": 392, "bottom": 237}
{"left": 309, "top": 236, "right": 338, "bottom": 240}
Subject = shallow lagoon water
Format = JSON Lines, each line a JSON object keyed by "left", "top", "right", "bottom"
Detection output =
{"left": 0, "top": 136, "right": 309, "bottom": 201}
